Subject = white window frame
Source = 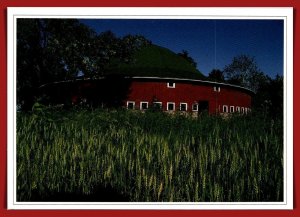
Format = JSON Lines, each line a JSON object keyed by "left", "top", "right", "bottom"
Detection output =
{"left": 236, "top": 106, "right": 240, "bottom": 113}
{"left": 153, "top": 102, "right": 162, "bottom": 109}
{"left": 167, "top": 82, "right": 175, "bottom": 88}
{"left": 192, "top": 103, "right": 198, "bottom": 111}
{"left": 230, "top": 106, "right": 235, "bottom": 113}
{"left": 223, "top": 105, "right": 228, "bottom": 113}
{"left": 179, "top": 103, "right": 188, "bottom": 111}
{"left": 213, "top": 86, "right": 221, "bottom": 92}
{"left": 241, "top": 107, "right": 245, "bottom": 114}
{"left": 167, "top": 102, "right": 175, "bottom": 111}
{"left": 127, "top": 101, "right": 135, "bottom": 109}
{"left": 140, "top": 101, "right": 149, "bottom": 110}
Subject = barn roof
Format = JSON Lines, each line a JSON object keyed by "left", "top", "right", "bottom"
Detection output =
{"left": 39, "top": 44, "right": 254, "bottom": 95}
{"left": 40, "top": 76, "right": 254, "bottom": 95}
{"left": 103, "top": 44, "right": 206, "bottom": 80}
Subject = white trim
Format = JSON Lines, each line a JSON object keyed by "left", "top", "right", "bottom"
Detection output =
{"left": 241, "top": 107, "right": 245, "bottom": 114}
{"left": 179, "top": 103, "right": 188, "bottom": 111}
{"left": 192, "top": 103, "right": 198, "bottom": 111}
{"left": 230, "top": 106, "right": 235, "bottom": 113}
{"left": 223, "top": 105, "right": 228, "bottom": 113}
{"left": 213, "top": 86, "right": 221, "bottom": 92}
{"left": 167, "top": 82, "right": 175, "bottom": 88}
{"left": 153, "top": 102, "right": 162, "bottom": 109}
{"left": 167, "top": 102, "right": 175, "bottom": 111}
{"left": 7, "top": 6, "right": 293, "bottom": 210}
{"left": 140, "top": 101, "right": 148, "bottom": 110}
{"left": 133, "top": 76, "right": 253, "bottom": 93}
{"left": 236, "top": 106, "right": 240, "bottom": 113}
{"left": 126, "top": 101, "right": 135, "bottom": 109}
{"left": 40, "top": 76, "right": 253, "bottom": 94}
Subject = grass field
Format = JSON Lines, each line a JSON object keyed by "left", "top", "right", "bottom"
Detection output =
{"left": 17, "top": 108, "right": 283, "bottom": 202}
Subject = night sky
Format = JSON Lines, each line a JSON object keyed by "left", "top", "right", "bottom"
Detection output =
{"left": 80, "top": 19, "right": 283, "bottom": 78}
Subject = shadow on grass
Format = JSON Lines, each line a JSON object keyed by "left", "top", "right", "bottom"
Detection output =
{"left": 29, "top": 185, "right": 130, "bottom": 202}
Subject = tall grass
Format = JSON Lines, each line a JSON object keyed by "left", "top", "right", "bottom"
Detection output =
{"left": 17, "top": 108, "right": 283, "bottom": 202}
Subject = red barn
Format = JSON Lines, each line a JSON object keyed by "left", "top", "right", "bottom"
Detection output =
{"left": 40, "top": 44, "right": 253, "bottom": 114}
{"left": 122, "top": 77, "right": 252, "bottom": 115}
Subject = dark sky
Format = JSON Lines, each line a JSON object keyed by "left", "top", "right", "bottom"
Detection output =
{"left": 80, "top": 19, "right": 283, "bottom": 78}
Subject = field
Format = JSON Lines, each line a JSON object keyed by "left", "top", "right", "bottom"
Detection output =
{"left": 17, "top": 108, "right": 283, "bottom": 202}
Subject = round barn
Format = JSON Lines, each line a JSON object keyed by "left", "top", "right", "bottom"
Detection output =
{"left": 40, "top": 44, "right": 253, "bottom": 114}
{"left": 121, "top": 76, "right": 252, "bottom": 114}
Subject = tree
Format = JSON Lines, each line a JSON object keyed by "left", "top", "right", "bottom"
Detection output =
{"left": 223, "top": 55, "right": 265, "bottom": 92}
{"left": 17, "top": 19, "right": 152, "bottom": 110}
{"left": 177, "top": 50, "right": 197, "bottom": 68}
{"left": 17, "top": 19, "right": 95, "bottom": 110}
{"left": 208, "top": 69, "right": 224, "bottom": 82}
{"left": 119, "top": 35, "right": 151, "bottom": 63}
{"left": 253, "top": 74, "right": 283, "bottom": 118}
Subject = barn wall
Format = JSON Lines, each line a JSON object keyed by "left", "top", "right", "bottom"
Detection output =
{"left": 125, "top": 80, "right": 252, "bottom": 114}
{"left": 66, "top": 78, "right": 252, "bottom": 114}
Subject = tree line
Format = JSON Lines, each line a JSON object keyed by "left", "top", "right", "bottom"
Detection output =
{"left": 17, "top": 19, "right": 151, "bottom": 110}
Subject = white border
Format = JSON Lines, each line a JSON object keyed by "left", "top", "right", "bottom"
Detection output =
{"left": 140, "top": 101, "right": 149, "bottom": 110}
{"left": 126, "top": 101, "right": 135, "bottom": 109}
{"left": 223, "top": 105, "right": 228, "bottom": 113}
{"left": 192, "top": 103, "right": 199, "bottom": 111}
{"left": 167, "top": 82, "right": 176, "bottom": 88}
{"left": 7, "top": 7, "right": 293, "bottom": 210}
{"left": 166, "top": 102, "right": 176, "bottom": 111}
{"left": 153, "top": 101, "right": 163, "bottom": 109}
{"left": 179, "top": 102, "right": 188, "bottom": 111}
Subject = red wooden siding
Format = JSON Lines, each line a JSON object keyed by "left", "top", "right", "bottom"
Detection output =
{"left": 124, "top": 80, "right": 252, "bottom": 114}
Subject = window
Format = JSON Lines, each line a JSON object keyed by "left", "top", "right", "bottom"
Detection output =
{"left": 241, "top": 107, "right": 245, "bottom": 113}
{"left": 167, "top": 82, "right": 175, "bottom": 88}
{"left": 127, "top": 101, "right": 135, "bottom": 109}
{"left": 192, "top": 103, "right": 198, "bottom": 111}
{"left": 213, "top": 86, "right": 221, "bottom": 92}
{"left": 153, "top": 102, "right": 162, "bottom": 110}
{"left": 180, "top": 103, "right": 188, "bottom": 111}
{"left": 223, "top": 105, "right": 228, "bottom": 113}
{"left": 230, "top": 106, "right": 235, "bottom": 113}
{"left": 140, "top": 102, "right": 148, "bottom": 110}
{"left": 236, "top": 106, "right": 240, "bottom": 113}
{"left": 167, "top": 102, "right": 175, "bottom": 111}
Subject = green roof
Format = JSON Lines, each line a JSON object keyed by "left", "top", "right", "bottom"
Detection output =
{"left": 104, "top": 45, "right": 206, "bottom": 80}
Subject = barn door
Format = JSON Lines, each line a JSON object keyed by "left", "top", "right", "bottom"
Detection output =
{"left": 198, "top": 100, "right": 209, "bottom": 114}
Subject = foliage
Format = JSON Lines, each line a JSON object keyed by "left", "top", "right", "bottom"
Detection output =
{"left": 253, "top": 74, "right": 283, "bottom": 119}
{"left": 17, "top": 109, "right": 283, "bottom": 202}
{"left": 177, "top": 50, "right": 197, "bottom": 68}
{"left": 222, "top": 54, "right": 283, "bottom": 118}
{"left": 223, "top": 55, "right": 266, "bottom": 92}
{"left": 208, "top": 69, "right": 225, "bottom": 82}
{"left": 17, "top": 19, "right": 96, "bottom": 110}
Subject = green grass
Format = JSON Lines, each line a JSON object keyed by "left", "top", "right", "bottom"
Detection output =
{"left": 17, "top": 109, "right": 283, "bottom": 202}
{"left": 105, "top": 45, "right": 206, "bottom": 80}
